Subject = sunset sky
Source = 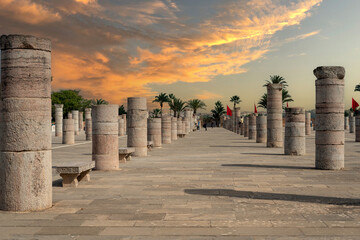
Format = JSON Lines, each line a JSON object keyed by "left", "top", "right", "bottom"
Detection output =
{"left": 1, "top": 0, "right": 359, "bottom": 112}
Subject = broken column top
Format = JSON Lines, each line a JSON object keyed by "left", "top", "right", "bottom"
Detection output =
{"left": 0, "top": 34, "right": 51, "bottom": 51}
{"left": 313, "top": 66, "right": 345, "bottom": 79}
{"left": 54, "top": 104, "right": 63, "bottom": 108}
{"left": 128, "top": 97, "right": 147, "bottom": 110}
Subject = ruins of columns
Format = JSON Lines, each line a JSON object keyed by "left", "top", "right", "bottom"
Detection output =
{"left": 85, "top": 118, "right": 92, "bottom": 141}
{"left": 79, "top": 111, "right": 83, "bottom": 132}
{"left": 305, "top": 112, "right": 311, "bottom": 135}
{"left": 85, "top": 108, "right": 91, "bottom": 120}
{"left": 162, "top": 116, "right": 172, "bottom": 144}
{"left": 118, "top": 117, "right": 125, "bottom": 136}
{"left": 171, "top": 117, "right": 178, "bottom": 141}
{"left": 235, "top": 107, "right": 241, "bottom": 134}
{"left": 267, "top": 83, "right": 283, "bottom": 148}
{"left": 284, "top": 108, "right": 305, "bottom": 155}
{"left": 248, "top": 114, "right": 256, "bottom": 139}
{"left": 122, "top": 114, "right": 127, "bottom": 135}
{"left": 127, "top": 97, "right": 148, "bottom": 157}
{"left": 314, "top": 66, "right": 345, "bottom": 170}
{"left": 63, "top": 119, "right": 75, "bottom": 144}
{"left": 349, "top": 112, "right": 355, "bottom": 133}
{"left": 344, "top": 116, "right": 349, "bottom": 130}
{"left": 148, "top": 118, "right": 162, "bottom": 148}
{"left": 177, "top": 118, "right": 184, "bottom": 138}
{"left": 55, "top": 104, "right": 63, "bottom": 137}
{"left": 92, "top": 104, "right": 119, "bottom": 170}
{"left": 256, "top": 115, "right": 267, "bottom": 143}
{"left": 185, "top": 110, "right": 191, "bottom": 134}
{"left": 72, "top": 110, "right": 79, "bottom": 135}
{"left": 356, "top": 116, "right": 360, "bottom": 142}
{"left": 244, "top": 116, "right": 249, "bottom": 138}
{"left": 0, "top": 35, "right": 52, "bottom": 211}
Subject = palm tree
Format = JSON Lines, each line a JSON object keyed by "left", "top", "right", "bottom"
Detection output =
{"left": 230, "top": 95, "right": 241, "bottom": 109}
{"left": 263, "top": 75, "right": 288, "bottom": 87}
{"left": 92, "top": 98, "right": 108, "bottom": 105}
{"left": 211, "top": 100, "right": 226, "bottom": 126}
{"left": 187, "top": 99, "right": 206, "bottom": 114}
{"left": 153, "top": 93, "right": 170, "bottom": 116}
{"left": 282, "top": 89, "right": 294, "bottom": 108}
{"left": 150, "top": 109, "right": 162, "bottom": 118}
{"left": 355, "top": 84, "right": 360, "bottom": 92}
{"left": 118, "top": 105, "right": 126, "bottom": 115}
{"left": 169, "top": 97, "right": 186, "bottom": 118}
{"left": 257, "top": 93, "right": 267, "bottom": 109}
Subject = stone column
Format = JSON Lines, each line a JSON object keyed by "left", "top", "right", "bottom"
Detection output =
{"left": 177, "top": 118, "right": 183, "bottom": 137}
{"left": 350, "top": 112, "right": 355, "bottom": 133}
{"left": 244, "top": 116, "right": 249, "bottom": 138}
{"left": 122, "top": 114, "right": 127, "bottom": 135}
{"left": 185, "top": 110, "right": 191, "bottom": 134}
{"left": 344, "top": 116, "right": 349, "bottom": 130}
{"left": 248, "top": 114, "right": 256, "bottom": 139}
{"left": 171, "top": 117, "right": 178, "bottom": 141}
{"left": 305, "top": 112, "right": 311, "bottom": 135}
{"left": 355, "top": 116, "right": 360, "bottom": 142}
{"left": 147, "top": 118, "right": 162, "bottom": 148}
{"left": 190, "top": 110, "right": 194, "bottom": 132}
{"left": 63, "top": 118, "right": 75, "bottom": 144}
{"left": 267, "top": 84, "right": 283, "bottom": 148}
{"left": 314, "top": 66, "right": 345, "bottom": 170}
{"left": 118, "top": 118, "right": 125, "bottom": 136}
{"left": 127, "top": 97, "right": 147, "bottom": 157}
{"left": 235, "top": 107, "right": 241, "bottom": 134}
{"left": 72, "top": 110, "right": 79, "bottom": 135}
{"left": 85, "top": 118, "right": 92, "bottom": 141}
{"left": 92, "top": 104, "right": 119, "bottom": 170}
{"left": 285, "top": 108, "right": 305, "bottom": 155}
{"left": 182, "top": 117, "right": 186, "bottom": 136}
{"left": 161, "top": 116, "right": 172, "bottom": 144}
{"left": 256, "top": 115, "right": 267, "bottom": 143}
{"left": 54, "top": 104, "right": 63, "bottom": 137}
{"left": 85, "top": 108, "right": 91, "bottom": 120}
{"left": 240, "top": 117, "right": 244, "bottom": 135}
{"left": 79, "top": 111, "right": 83, "bottom": 132}
{"left": 0, "top": 35, "right": 52, "bottom": 211}
{"left": 67, "top": 112, "right": 72, "bottom": 119}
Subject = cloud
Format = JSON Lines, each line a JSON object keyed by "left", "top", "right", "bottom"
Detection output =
{"left": 285, "top": 30, "right": 320, "bottom": 42}
{"left": 196, "top": 91, "right": 223, "bottom": 100}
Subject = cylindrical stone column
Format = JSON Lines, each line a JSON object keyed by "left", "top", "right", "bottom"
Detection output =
{"left": 161, "top": 116, "right": 172, "bottom": 144}
{"left": 235, "top": 108, "right": 241, "bottom": 134}
{"left": 92, "top": 104, "right": 119, "bottom": 170}
{"left": 118, "top": 118, "right": 125, "bottom": 136}
{"left": 285, "top": 108, "right": 305, "bottom": 155}
{"left": 185, "top": 110, "right": 191, "bottom": 134}
{"left": 85, "top": 108, "right": 91, "bottom": 120}
{"left": 267, "top": 84, "right": 283, "bottom": 148}
{"left": 0, "top": 35, "right": 52, "bottom": 211}
{"left": 67, "top": 112, "right": 72, "bottom": 119}
{"left": 182, "top": 117, "right": 186, "bottom": 136}
{"left": 177, "top": 118, "right": 183, "bottom": 137}
{"left": 305, "top": 112, "right": 311, "bottom": 135}
{"left": 256, "top": 115, "right": 267, "bottom": 143}
{"left": 355, "top": 116, "right": 360, "bottom": 142}
{"left": 314, "top": 66, "right": 345, "bottom": 170}
{"left": 127, "top": 98, "right": 147, "bottom": 157}
{"left": 63, "top": 119, "right": 75, "bottom": 144}
{"left": 344, "top": 116, "right": 349, "bottom": 130}
{"left": 85, "top": 118, "right": 92, "bottom": 141}
{"left": 248, "top": 114, "right": 256, "bottom": 139}
{"left": 350, "top": 112, "right": 355, "bottom": 133}
{"left": 147, "top": 118, "right": 162, "bottom": 148}
{"left": 171, "top": 117, "right": 178, "bottom": 141}
{"left": 55, "top": 104, "right": 63, "bottom": 137}
{"left": 79, "top": 111, "right": 83, "bottom": 132}
{"left": 240, "top": 117, "right": 244, "bottom": 135}
{"left": 244, "top": 116, "right": 249, "bottom": 138}
{"left": 72, "top": 110, "right": 79, "bottom": 135}
{"left": 122, "top": 114, "right": 127, "bottom": 135}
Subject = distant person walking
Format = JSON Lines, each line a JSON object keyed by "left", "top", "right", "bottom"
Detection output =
{"left": 203, "top": 123, "right": 207, "bottom": 131}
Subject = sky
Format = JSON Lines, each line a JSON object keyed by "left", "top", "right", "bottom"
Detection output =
{"left": 1, "top": 0, "right": 359, "bottom": 112}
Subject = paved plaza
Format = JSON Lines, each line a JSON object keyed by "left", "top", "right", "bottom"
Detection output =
{"left": 1, "top": 128, "right": 360, "bottom": 239}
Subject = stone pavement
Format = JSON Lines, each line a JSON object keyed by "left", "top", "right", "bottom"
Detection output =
{"left": 1, "top": 128, "right": 360, "bottom": 239}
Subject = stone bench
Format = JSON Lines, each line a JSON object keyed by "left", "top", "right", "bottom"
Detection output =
{"left": 147, "top": 141, "right": 153, "bottom": 151}
{"left": 119, "top": 147, "right": 135, "bottom": 163}
{"left": 53, "top": 162, "right": 95, "bottom": 187}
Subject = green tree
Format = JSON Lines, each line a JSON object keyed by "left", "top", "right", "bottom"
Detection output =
{"left": 119, "top": 105, "right": 127, "bottom": 115}
{"left": 263, "top": 75, "right": 288, "bottom": 87}
{"left": 92, "top": 98, "right": 109, "bottom": 105}
{"left": 150, "top": 109, "right": 162, "bottom": 118}
{"left": 257, "top": 89, "right": 293, "bottom": 109}
{"left": 257, "top": 93, "right": 267, "bottom": 109}
{"left": 211, "top": 100, "right": 226, "bottom": 126}
{"left": 153, "top": 93, "right": 170, "bottom": 116}
{"left": 187, "top": 99, "right": 206, "bottom": 114}
{"left": 230, "top": 95, "right": 241, "bottom": 109}
{"left": 169, "top": 97, "right": 186, "bottom": 118}
{"left": 51, "top": 90, "right": 90, "bottom": 118}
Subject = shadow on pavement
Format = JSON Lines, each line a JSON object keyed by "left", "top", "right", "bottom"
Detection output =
{"left": 209, "top": 145, "right": 264, "bottom": 148}
{"left": 241, "top": 153, "right": 285, "bottom": 156}
{"left": 184, "top": 189, "right": 360, "bottom": 206}
{"left": 222, "top": 163, "right": 314, "bottom": 170}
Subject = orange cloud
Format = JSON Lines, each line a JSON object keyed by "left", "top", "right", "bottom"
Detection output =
{"left": 196, "top": 91, "right": 223, "bottom": 100}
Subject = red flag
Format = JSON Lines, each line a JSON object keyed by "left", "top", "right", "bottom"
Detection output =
{"left": 352, "top": 98, "right": 359, "bottom": 111}
{"left": 286, "top": 102, "right": 289, "bottom": 108}
{"left": 226, "top": 105, "right": 232, "bottom": 116}
{"left": 254, "top": 104, "right": 258, "bottom": 114}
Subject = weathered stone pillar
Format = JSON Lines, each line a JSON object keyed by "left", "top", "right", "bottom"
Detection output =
{"left": 63, "top": 119, "right": 75, "bottom": 144}
{"left": 0, "top": 35, "right": 52, "bottom": 211}
{"left": 267, "top": 84, "right": 283, "bottom": 148}
{"left": 79, "top": 111, "right": 83, "bottom": 132}
{"left": 244, "top": 116, "right": 249, "bottom": 138}
{"left": 305, "top": 112, "right": 311, "bottom": 135}
{"left": 118, "top": 118, "right": 125, "bottom": 136}
{"left": 185, "top": 110, "right": 191, "bottom": 134}
{"left": 127, "top": 97, "right": 147, "bottom": 157}
{"left": 177, "top": 118, "right": 183, "bottom": 137}
{"left": 161, "top": 116, "right": 172, "bottom": 144}
{"left": 190, "top": 110, "right": 194, "bottom": 131}
{"left": 171, "top": 117, "right": 178, "bottom": 141}
{"left": 355, "top": 116, "right": 360, "bottom": 142}
{"left": 182, "top": 117, "right": 186, "bottom": 136}
{"left": 240, "top": 117, "right": 244, "bottom": 135}
{"left": 256, "top": 115, "right": 267, "bottom": 143}
{"left": 350, "top": 112, "right": 355, "bottom": 133}
{"left": 85, "top": 108, "right": 91, "bottom": 120}
{"left": 122, "top": 114, "right": 127, "bottom": 135}
{"left": 72, "top": 110, "right": 79, "bottom": 135}
{"left": 285, "top": 108, "right": 305, "bottom": 155}
{"left": 92, "top": 104, "right": 119, "bottom": 170}
{"left": 85, "top": 118, "right": 92, "bottom": 141}
{"left": 235, "top": 107, "right": 241, "bottom": 134}
{"left": 248, "top": 114, "right": 256, "bottom": 139}
{"left": 67, "top": 112, "right": 72, "bottom": 119}
{"left": 344, "top": 116, "right": 349, "bottom": 130}
{"left": 147, "top": 118, "right": 161, "bottom": 148}
{"left": 55, "top": 104, "right": 63, "bottom": 137}
{"left": 315, "top": 66, "right": 345, "bottom": 170}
